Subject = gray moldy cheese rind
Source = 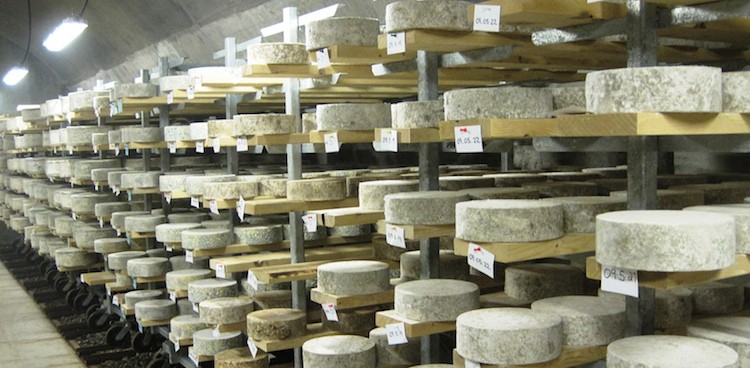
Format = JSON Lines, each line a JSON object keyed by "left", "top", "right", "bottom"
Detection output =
{"left": 521, "top": 181, "right": 599, "bottom": 198}
{"left": 120, "top": 127, "right": 163, "bottom": 143}
{"left": 505, "top": 264, "right": 584, "bottom": 302}
{"left": 184, "top": 175, "right": 237, "bottom": 197}
{"left": 135, "top": 299, "right": 177, "bottom": 321}
{"left": 120, "top": 171, "right": 162, "bottom": 189}
{"left": 530, "top": 296, "right": 626, "bottom": 346}
{"left": 70, "top": 193, "right": 117, "bottom": 215}
{"left": 394, "top": 279, "right": 479, "bottom": 322}
{"left": 232, "top": 114, "right": 296, "bottom": 136}
{"left": 458, "top": 187, "right": 540, "bottom": 200}
{"left": 192, "top": 329, "right": 244, "bottom": 356}
{"left": 207, "top": 119, "right": 235, "bottom": 138}
{"left": 199, "top": 296, "right": 254, "bottom": 325}
{"left": 166, "top": 269, "right": 214, "bottom": 291}
{"left": 543, "top": 196, "right": 627, "bottom": 233}
{"left": 73, "top": 226, "right": 117, "bottom": 250}
{"left": 93, "top": 238, "right": 128, "bottom": 254}
{"left": 107, "top": 250, "right": 147, "bottom": 270}
{"left": 170, "top": 255, "right": 210, "bottom": 271}
{"left": 317, "top": 260, "right": 391, "bottom": 296}
{"left": 548, "top": 82, "right": 586, "bottom": 112}
{"left": 385, "top": 0, "right": 471, "bottom": 33}
{"left": 64, "top": 126, "right": 111, "bottom": 146}
{"left": 723, "top": 71, "right": 750, "bottom": 113}
{"left": 439, "top": 176, "right": 495, "bottom": 191}
{"left": 111, "top": 83, "right": 158, "bottom": 99}
{"left": 399, "top": 250, "right": 469, "bottom": 282}
{"left": 158, "top": 75, "right": 193, "bottom": 92}
{"left": 181, "top": 228, "right": 233, "bottom": 250}
{"left": 384, "top": 191, "right": 469, "bottom": 225}
{"left": 55, "top": 247, "right": 98, "bottom": 268}
{"left": 215, "top": 347, "right": 269, "bottom": 368}
{"left": 188, "top": 278, "right": 238, "bottom": 304}
{"left": 684, "top": 205, "right": 750, "bottom": 253}
{"left": 369, "top": 327, "right": 420, "bottom": 366}
{"left": 124, "top": 214, "right": 166, "bottom": 233}
{"left": 110, "top": 211, "right": 149, "bottom": 229}
{"left": 328, "top": 224, "right": 370, "bottom": 238}
{"left": 456, "top": 307, "right": 563, "bottom": 365}
{"left": 586, "top": 66, "right": 722, "bottom": 114}
{"left": 94, "top": 202, "right": 131, "bottom": 218}
{"left": 596, "top": 210, "right": 735, "bottom": 272}
{"left": 286, "top": 178, "right": 347, "bottom": 201}
{"left": 164, "top": 125, "right": 191, "bottom": 142}
{"left": 606, "top": 335, "right": 739, "bottom": 368}
{"left": 167, "top": 212, "right": 209, "bottom": 224}
{"left": 126, "top": 257, "right": 170, "bottom": 278}
{"left": 202, "top": 181, "right": 259, "bottom": 200}
{"left": 687, "top": 317, "right": 750, "bottom": 367}
{"left": 246, "top": 42, "right": 309, "bottom": 65}
{"left": 609, "top": 189, "right": 705, "bottom": 210}
{"left": 170, "top": 315, "right": 206, "bottom": 339}
{"left": 107, "top": 130, "right": 122, "bottom": 144}
{"left": 455, "top": 199, "right": 564, "bottom": 243}
{"left": 73, "top": 159, "right": 121, "bottom": 180}
{"left": 444, "top": 87, "right": 553, "bottom": 121}
{"left": 358, "top": 180, "right": 419, "bottom": 211}
{"left": 302, "top": 335, "right": 376, "bottom": 368}
{"left": 390, "top": 100, "right": 444, "bottom": 129}
{"left": 322, "top": 306, "right": 377, "bottom": 334}
{"left": 689, "top": 282, "right": 744, "bottom": 315}
{"left": 246, "top": 308, "right": 307, "bottom": 340}
{"left": 234, "top": 225, "right": 283, "bottom": 246}
{"left": 125, "top": 290, "right": 163, "bottom": 307}
{"left": 159, "top": 173, "right": 198, "bottom": 193}
{"left": 316, "top": 103, "right": 391, "bottom": 131}
{"left": 671, "top": 182, "right": 750, "bottom": 205}
{"left": 305, "top": 17, "right": 379, "bottom": 50}
{"left": 155, "top": 223, "right": 202, "bottom": 243}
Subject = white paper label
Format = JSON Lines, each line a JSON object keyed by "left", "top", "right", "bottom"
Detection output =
{"left": 94, "top": 183, "right": 99, "bottom": 191}
{"left": 69, "top": 148, "right": 73, "bottom": 155}
{"left": 386, "top": 226, "right": 406, "bottom": 249}
{"left": 191, "top": 197, "right": 200, "bottom": 208}
{"left": 189, "top": 350, "right": 199, "bottom": 365}
{"left": 379, "top": 129, "right": 398, "bottom": 152}
{"left": 169, "top": 292, "right": 176, "bottom": 302}
{"left": 80, "top": 274, "right": 85, "bottom": 283}
{"left": 127, "top": 192, "right": 132, "bottom": 201}
{"left": 247, "top": 271, "right": 259, "bottom": 290}
{"left": 93, "top": 146, "right": 98, "bottom": 154}
{"left": 601, "top": 265, "right": 639, "bottom": 297}
{"left": 72, "top": 213, "right": 77, "bottom": 221}
{"left": 386, "top": 323, "right": 408, "bottom": 345}
{"left": 454, "top": 125, "right": 484, "bottom": 153}
{"left": 112, "top": 296, "right": 119, "bottom": 306}
{"left": 237, "top": 137, "right": 249, "bottom": 152}
{"left": 114, "top": 146, "right": 120, "bottom": 156}
{"left": 386, "top": 32, "right": 406, "bottom": 55}
{"left": 209, "top": 200, "right": 219, "bottom": 215}
{"left": 216, "top": 264, "right": 226, "bottom": 279}
{"left": 237, "top": 197, "right": 245, "bottom": 222}
{"left": 317, "top": 48, "right": 331, "bottom": 69}
{"left": 467, "top": 243, "right": 495, "bottom": 278}
{"left": 465, "top": 359, "right": 482, "bottom": 368}
{"left": 168, "top": 141, "right": 176, "bottom": 153}
{"left": 212, "top": 327, "right": 221, "bottom": 338}
{"left": 116, "top": 229, "right": 122, "bottom": 237}
{"left": 302, "top": 214, "right": 317, "bottom": 233}
{"left": 473, "top": 5, "right": 501, "bottom": 32}
{"left": 192, "top": 303, "right": 199, "bottom": 313}
{"left": 247, "top": 339, "right": 258, "bottom": 358}
{"left": 322, "top": 303, "right": 339, "bottom": 321}
{"left": 174, "top": 341, "right": 180, "bottom": 352}
{"left": 166, "top": 245, "right": 173, "bottom": 252}
{"left": 185, "top": 251, "right": 194, "bottom": 263}
{"left": 124, "top": 144, "right": 129, "bottom": 156}
{"left": 167, "top": 92, "right": 174, "bottom": 105}
{"left": 99, "top": 218, "right": 104, "bottom": 228}
{"left": 165, "top": 193, "right": 172, "bottom": 204}
{"left": 187, "top": 86, "right": 195, "bottom": 100}
{"left": 212, "top": 138, "right": 220, "bottom": 153}
{"left": 132, "top": 278, "right": 138, "bottom": 289}
{"left": 138, "top": 323, "right": 144, "bottom": 333}
{"left": 195, "top": 141, "right": 204, "bottom": 153}
{"left": 324, "top": 132, "right": 340, "bottom": 153}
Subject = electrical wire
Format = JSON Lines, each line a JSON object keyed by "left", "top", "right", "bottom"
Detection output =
{"left": 20, "top": 0, "right": 31, "bottom": 65}
{"left": 79, "top": 0, "right": 89, "bottom": 17}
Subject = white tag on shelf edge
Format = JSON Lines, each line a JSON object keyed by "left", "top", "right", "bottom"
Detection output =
{"left": 192, "top": 303, "right": 199, "bottom": 313}
{"left": 247, "top": 271, "right": 259, "bottom": 290}
{"left": 465, "top": 359, "right": 482, "bottom": 368}
{"left": 189, "top": 349, "right": 199, "bottom": 365}
{"left": 454, "top": 125, "right": 484, "bottom": 153}
{"left": 247, "top": 339, "right": 259, "bottom": 358}
{"left": 174, "top": 341, "right": 180, "bottom": 351}
{"left": 302, "top": 214, "right": 317, "bottom": 233}
{"left": 216, "top": 264, "right": 226, "bottom": 278}
{"left": 601, "top": 265, "right": 639, "bottom": 298}
{"left": 379, "top": 129, "right": 398, "bottom": 152}
{"left": 185, "top": 251, "right": 194, "bottom": 263}
{"left": 212, "top": 138, "right": 221, "bottom": 153}
{"left": 386, "top": 32, "right": 406, "bottom": 55}
{"left": 237, "top": 136, "right": 249, "bottom": 152}
{"left": 165, "top": 193, "right": 172, "bottom": 204}
{"left": 195, "top": 141, "right": 204, "bottom": 153}
{"left": 212, "top": 327, "right": 221, "bottom": 337}
{"left": 167, "top": 92, "right": 174, "bottom": 105}
{"left": 112, "top": 296, "right": 119, "bottom": 305}
{"left": 317, "top": 48, "right": 332, "bottom": 69}
{"left": 209, "top": 200, "right": 219, "bottom": 215}
{"left": 386, "top": 225, "right": 406, "bottom": 249}
{"left": 324, "top": 132, "right": 340, "bottom": 153}
{"left": 169, "top": 292, "right": 176, "bottom": 302}
{"left": 385, "top": 323, "right": 408, "bottom": 345}
{"left": 187, "top": 86, "right": 195, "bottom": 100}
{"left": 473, "top": 4, "right": 502, "bottom": 33}
{"left": 237, "top": 197, "right": 246, "bottom": 221}
{"left": 322, "top": 303, "right": 338, "bottom": 321}
{"left": 168, "top": 141, "right": 176, "bottom": 153}
{"left": 191, "top": 197, "right": 200, "bottom": 208}
{"left": 467, "top": 243, "right": 495, "bottom": 278}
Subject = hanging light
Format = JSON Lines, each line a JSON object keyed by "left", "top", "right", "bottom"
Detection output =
{"left": 43, "top": 17, "right": 88, "bottom": 52}
{"left": 3, "top": 67, "right": 29, "bottom": 86}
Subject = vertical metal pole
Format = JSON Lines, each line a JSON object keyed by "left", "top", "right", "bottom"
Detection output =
{"left": 283, "top": 8, "right": 305, "bottom": 368}
{"left": 225, "top": 38, "right": 241, "bottom": 231}
{"left": 417, "top": 50, "right": 441, "bottom": 364}
{"left": 158, "top": 57, "right": 172, "bottom": 214}
{"left": 625, "top": 0, "right": 658, "bottom": 336}
{"left": 139, "top": 70, "right": 153, "bottom": 215}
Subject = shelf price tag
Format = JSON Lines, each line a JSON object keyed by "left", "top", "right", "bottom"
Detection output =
{"left": 385, "top": 323, "right": 408, "bottom": 345}
{"left": 195, "top": 140, "right": 204, "bottom": 153}
{"left": 99, "top": 218, "right": 104, "bottom": 228}
{"left": 192, "top": 303, "right": 199, "bottom": 314}
{"left": 322, "top": 303, "right": 338, "bottom": 321}
{"left": 168, "top": 141, "right": 176, "bottom": 153}
{"left": 212, "top": 327, "right": 221, "bottom": 337}
{"left": 132, "top": 278, "right": 138, "bottom": 289}
{"left": 467, "top": 243, "right": 495, "bottom": 278}
{"left": 379, "top": 129, "right": 398, "bottom": 152}
{"left": 187, "top": 86, "right": 195, "bottom": 100}
{"left": 465, "top": 359, "right": 481, "bottom": 368}
{"left": 174, "top": 340, "right": 180, "bottom": 352}
{"left": 386, "top": 226, "right": 406, "bottom": 249}
{"left": 473, "top": 4, "right": 501, "bottom": 32}
{"left": 601, "top": 265, "right": 639, "bottom": 297}
{"left": 237, "top": 136, "right": 249, "bottom": 152}
{"left": 454, "top": 125, "right": 483, "bottom": 153}
{"left": 93, "top": 146, "right": 98, "bottom": 154}
{"left": 189, "top": 349, "right": 199, "bottom": 365}
{"left": 317, "top": 48, "right": 332, "bottom": 69}
{"left": 212, "top": 138, "right": 221, "bottom": 153}
{"left": 169, "top": 292, "right": 177, "bottom": 302}
{"left": 114, "top": 145, "right": 120, "bottom": 156}
{"left": 247, "top": 339, "right": 259, "bottom": 358}
{"left": 302, "top": 214, "right": 318, "bottom": 233}
{"left": 112, "top": 296, "right": 119, "bottom": 306}
{"left": 209, "top": 200, "right": 219, "bottom": 215}
{"left": 237, "top": 197, "right": 246, "bottom": 222}
{"left": 185, "top": 250, "right": 194, "bottom": 263}
{"left": 191, "top": 197, "right": 200, "bottom": 208}
{"left": 167, "top": 92, "right": 174, "bottom": 105}
{"left": 247, "top": 271, "right": 259, "bottom": 290}
{"left": 324, "top": 132, "right": 340, "bottom": 153}
{"left": 216, "top": 263, "right": 226, "bottom": 279}
{"left": 386, "top": 32, "right": 406, "bottom": 55}
{"left": 165, "top": 193, "right": 172, "bottom": 204}
{"left": 124, "top": 144, "right": 129, "bottom": 156}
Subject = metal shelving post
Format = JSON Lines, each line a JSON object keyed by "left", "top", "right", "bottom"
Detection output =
{"left": 224, "top": 37, "right": 241, "bottom": 232}
{"left": 158, "top": 57, "right": 172, "bottom": 214}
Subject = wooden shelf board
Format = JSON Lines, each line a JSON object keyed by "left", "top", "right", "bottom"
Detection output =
{"left": 440, "top": 118, "right": 561, "bottom": 140}
{"left": 168, "top": 333, "right": 193, "bottom": 348}
{"left": 377, "top": 30, "right": 526, "bottom": 54}
{"left": 209, "top": 244, "right": 374, "bottom": 273}
{"left": 105, "top": 282, "right": 134, "bottom": 294}
{"left": 451, "top": 345, "right": 607, "bottom": 368}
{"left": 309, "top": 44, "right": 410, "bottom": 65}
{"left": 58, "top": 263, "right": 104, "bottom": 272}
{"left": 251, "top": 261, "right": 334, "bottom": 284}
{"left": 80, "top": 271, "right": 116, "bottom": 286}
{"left": 242, "top": 64, "right": 325, "bottom": 78}
{"left": 586, "top": 254, "right": 750, "bottom": 290}
{"left": 374, "top": 128, "right": 441, "bottom": 144}
{"left": 212, "top": 321, "right": 246, "bottom": 333}
{"left": 242, "top": 197, "right": 359, "bottom": 215}
{"left": 130, "top": 187, "right": 160, "bottom": 195}
{"left": 313, "top": 207, "right": 385, "bottom": 227}
{"left": 187, "top": 347, "right": 214, "bottom": 363}
{"left": 375, "top": 310, "right": 455, "bottom": 338}
{"left": 480, "top": 291, "right": 532, "bottom": 309}
{"left": 376, "top": 220, "right": 455, "bottom": 240}
{"left": 135, "top": 275, "right": 166, "bottom": 284}
{"left": 251, "top": 323, "right": 337, "bottom": 352}
{"left": 308, "top": 130, "right": 375, "bottom": 144}
{"left": 164, "top": 190, "right": 190, "bottom": 200}
{"left": 199, "top": 235, "right": 373, "bottom": 260}
{"left": 168, "top": 289, "right": 189, "bottom": 299}
{"left": 129, "top": 231, "right": 156, "bottom": 239}
{"left": 310, "top": 288, "right": 394, "bottom": 310}
{"left": 138, "top": 318, "right": 170, "bottom": 327}
{"left": 489, "top": 0, "right": 625, "bottom": 28}
{"left": 453, "top": 233, "right": 596, "bottom": 263}
{"left": 127, "top": 141, "right": 167, "bottom": 149}
{"left": 68, "top": 178, "right": 94, "bottom": 186}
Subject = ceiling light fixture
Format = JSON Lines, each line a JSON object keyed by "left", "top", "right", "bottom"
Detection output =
{"left": 3, "top": 0, "right": 31, "bottom": 86}
{"left": 43, "top": 0, "right": 89, "bottom": 52}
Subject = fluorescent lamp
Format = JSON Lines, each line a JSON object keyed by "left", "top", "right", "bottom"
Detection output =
{"left": 3, "top": 67, "right": 29, "bottom": 86}
{"left": 43, "top": 17, "right": 88, "bottom": 52}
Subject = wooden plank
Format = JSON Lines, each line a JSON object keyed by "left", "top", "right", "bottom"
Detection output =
{"left": 557, "top": 113, "right": 750, "bottom": 137}
{"left": 138, "top": 318, "right": 170, "bottom": 327}
{"left": 374, "top": 128, "right": 441, "bottom": 144}
{"left": 376, "top": 220, "right": 455, "bottom": 240}
{"left": 440, "top": 118, "right": 561, "bottom": 140}
{"left": 308, "top": 130, "right": 375, "bottom": 144}
{"left": 309, "top": 45, "right": 410, "bottom": 65}
{"left": 135, "top": 275, "right": 166, "bottom": 284}
{"left": 168, "top": 333, "right": 193, "bottom": 348}
{"left": 452, "top": 346, "right": 607, "bottom": 368}
{"left": 251, "top": 323, "right": 337, "bottom": 352}
{"left": 193, "top": 235, "right": 372, "bottom": 257}
{"left": 316, "top": 207, "right": 385, "bottom": 227}
{"left": 130, "top": 187, "right": 160, "bottom": 195}
{"left": 586, "top": 255, "right": 750, "bottom": 290}
{"left": 252, "top": 261, "right": 335, "bottom": 283}
{"left": 242, "top": 64, "right": 325, "bottom": 78}
{"left": 210, "top": 244, "right": 374, "bottom": 273}
{"left": 129, "top": 231, "right": 155, "bottom": 239}
{"left": 377, "top": 30, "right": 527, "bottom": 54}
{"left": 310, "top": 288, "right": 394, "bottom": 310}
{"left": 58, "top": 263, "right": 104, "bottom": 272}
{"left": 453, "top": 234, "right": 596, "bottom": 263}
{"left": 127, "top": 141, "right": 167, "bottom": 149}
{"left": 488, "top": 0, "right": 625, "bottom": 28}
{"left": 188, "top": 347, "right": 214, "bottom": 363}
{"left": 242, "top": 197, "right": 359, "bottom": 215}
{"left": 375, "top": 310, "right": 456, "bottom": 338}
{"left": 80, "top": 271, "right": 116, "bottom": 286}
